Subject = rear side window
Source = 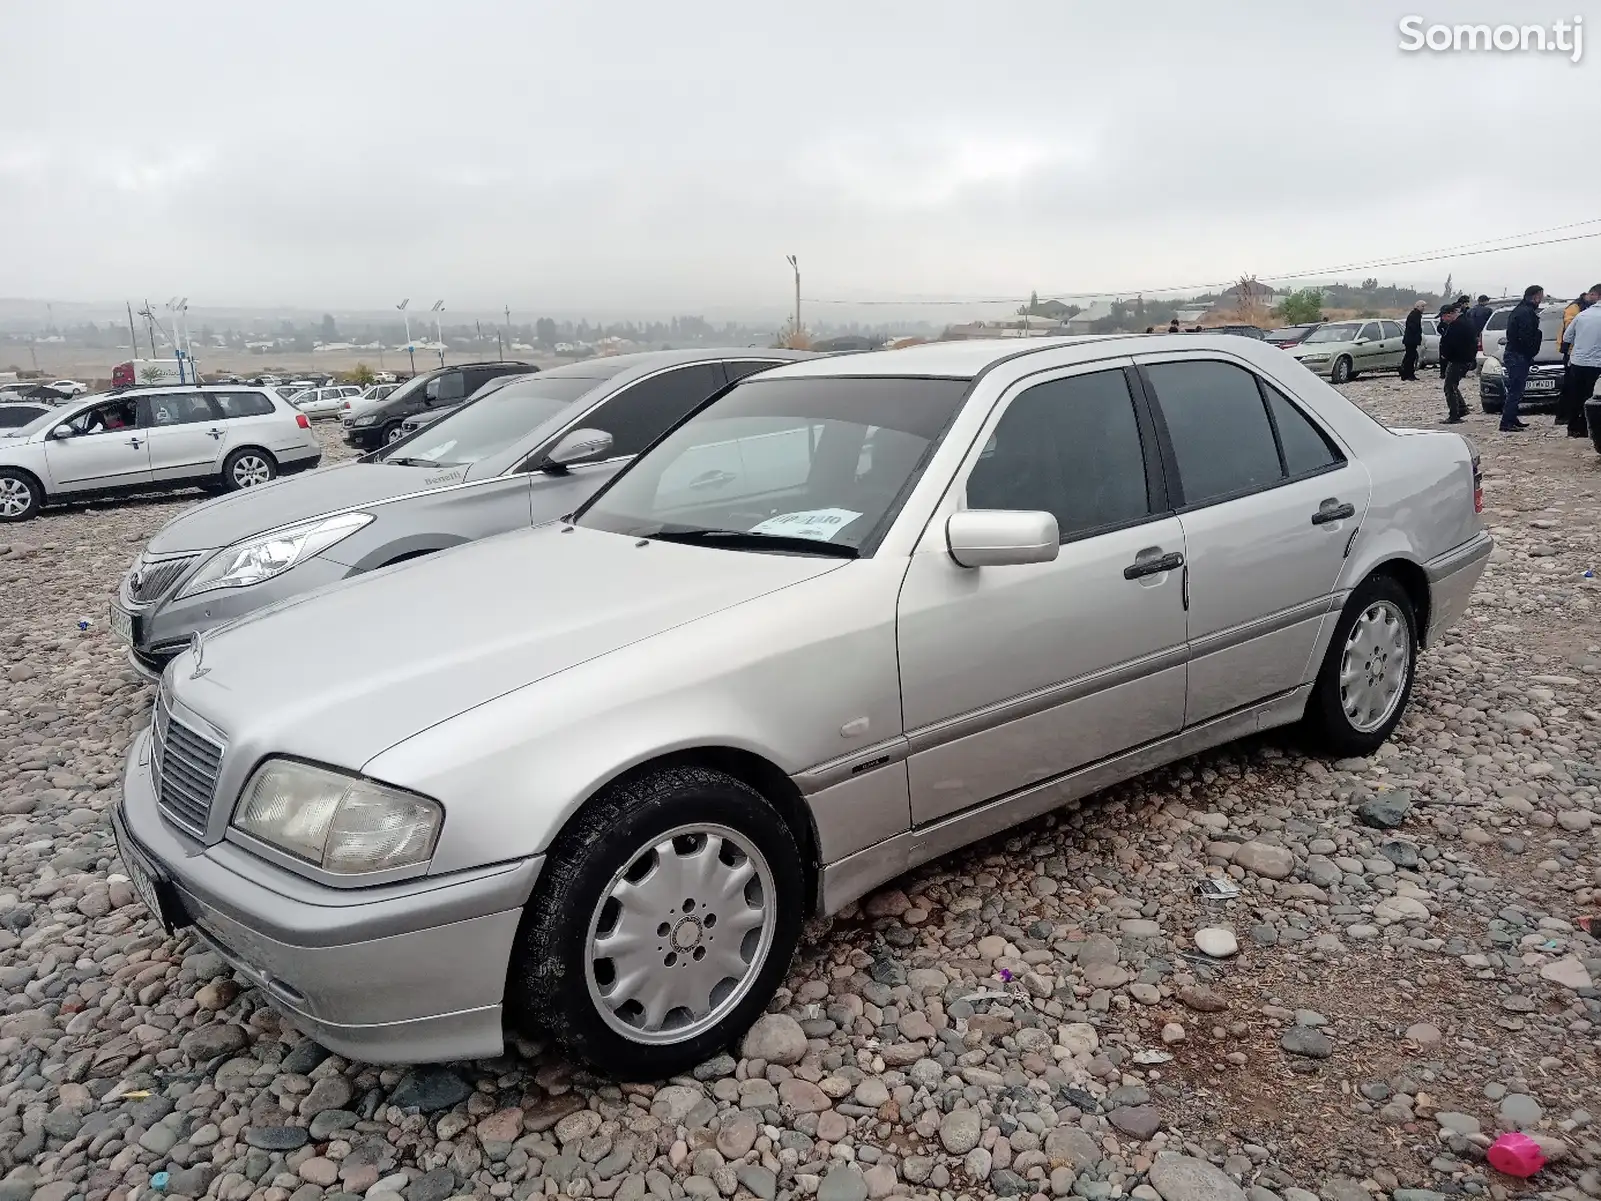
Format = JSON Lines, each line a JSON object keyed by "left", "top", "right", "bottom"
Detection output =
{"left": 968, "top": 369, "right": 1152, "bottom": 540}
{"left": 582, "top": 363, "right": 728, "bottom": 458}
{"left": 1145, "top": 361, "right": 1283, "bottom": 506}
{"left": 146, "top": 394, "right": 217, "bottom": 425}
{"left": 1264, "top": 385, "right": 1341, "bottom": 477}
{"left": 1381, "top": 321, "right": 1403, "bottom": 340}
{"left": 1539, "top": 309, "right": 1564, "bottom": 338}
{"left": 0, "top": 405, "right": 46, "bottom": 428}
{"left": 211, "top": 392, "right": 275, "bottom": 418}
{"left": 1486, "top": 310, "right": 1510, "bottom": 331}
{"left": 723, "top": 359, "right": 785, "bottom": 383}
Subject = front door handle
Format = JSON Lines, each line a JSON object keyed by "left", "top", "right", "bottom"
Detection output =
{"left": 127, "top": 436, "right": 142, "bottom": 448}
{"left": 1311, "top": 499, "right": 1356, "bottom": 526}
{"left": 208, "top": 428, "right": 224, "bottom": 440}
{"left": 1124, "top": 549, "right": 1184, "bottom": 579}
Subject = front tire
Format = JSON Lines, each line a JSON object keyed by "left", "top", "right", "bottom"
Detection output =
{"left": 510, "top": 765, "right": 804, "bottom": 1080}
{"left": 0, "top": 469, "right": 42, "bottom": 522}
{"left": 383, "top": 422, "right": 406, "bottom": 445}
{"left": 1330, "top": 356, "right": 1353, "bottom": 385}
{"left": 222, "top": 448, "right": 277, "bottom": 491}
{"left": 1304, "top": 574, "right": 1417, "bottom": 757}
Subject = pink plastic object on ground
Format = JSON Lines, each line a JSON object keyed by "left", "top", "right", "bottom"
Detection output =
{"left": 1486, "top": 1132, "right": 1545, "bottom": 1177}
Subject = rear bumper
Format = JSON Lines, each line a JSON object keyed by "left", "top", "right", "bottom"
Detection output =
{"left": 1423, "top": 532, "right": 1492, "bottom": 647}
{"left": 115, "top": 727, "right": 541, "bottom": 1064}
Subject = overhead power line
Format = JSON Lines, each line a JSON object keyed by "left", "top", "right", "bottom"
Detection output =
{"left": 801, "top": 218, "right": 1601, "bottom": 306}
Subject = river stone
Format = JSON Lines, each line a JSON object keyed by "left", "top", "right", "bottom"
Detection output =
{"left": 1148, "top": 1153, "right": 1248, "bottom": 1201}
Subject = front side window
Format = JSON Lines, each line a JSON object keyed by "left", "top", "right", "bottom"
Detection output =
{"left": 1358, "top": 323, "right": 1380, "bottom": 343}
{"left": 1146, "top": 361, "right": 1282, "bottom": 507}
{"left": 579, "top": 377, "right": 968, "bottom": 555}
{"left": 67, "top": 397, "right": 142, "bottom": 435}
{"left": 579, "top": 363, "right": 727, "bottom": 459}
{"left": 967, "top": 369, "right": 1151, "bottom": 540}
{"left": 146, "top": 393, "right": 217, "bottom": 426}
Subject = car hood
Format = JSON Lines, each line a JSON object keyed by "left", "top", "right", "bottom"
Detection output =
{"left": 145, "top": 460, "right": 474, "bottom": 553}
{"left": 167, "top": 523, "right": 844, "bottom": 770}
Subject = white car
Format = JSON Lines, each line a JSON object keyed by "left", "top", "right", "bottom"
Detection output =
{"left": 290, "top": 385, "right": 358, "bottom": 419}
{"left": 0, "top": 386, "right": 323, "bottom": 522}
{"left": 49, "top": 379, "right": 88, "bottom": 397}
{"left": 338, "top": 382, "right": 401, "bottom": 421}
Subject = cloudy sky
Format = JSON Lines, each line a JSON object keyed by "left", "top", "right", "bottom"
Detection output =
{"left": 5, "top": 0, "right": 1597, "bottom": 318}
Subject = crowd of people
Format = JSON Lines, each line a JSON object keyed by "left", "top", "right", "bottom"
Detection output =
{"left": 1400, "top": 284, "right": 1601, "bottom": 438}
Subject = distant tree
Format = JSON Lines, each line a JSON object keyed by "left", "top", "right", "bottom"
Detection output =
{"left": 1441, "top": 274, "right": 1453, "bottom": 299}
{"left": 320, "top": 313, "right": 339, "bottom": 342}
{"left": 351, "top": 362, "right": 376, "bottom": 386}
{"left": 1277, "top": 288, "right": 1324, "bottom": 324}
{"left": 535, "top": 317, "right": 557, "bottom": 345}
{"left": 1361, "top": 277, "right": 1379, "bottom": 291}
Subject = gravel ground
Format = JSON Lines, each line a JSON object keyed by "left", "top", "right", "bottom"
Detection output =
{"left": 1, "top": 386, "right": 1598, "bottom": 1201}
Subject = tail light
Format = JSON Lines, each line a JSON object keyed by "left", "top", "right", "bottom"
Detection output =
{"left": 296, "top": 414, "right": 310, "bottom": 429}
{"left": 1471, "top": 452, "right": 1483, "bottom": 513}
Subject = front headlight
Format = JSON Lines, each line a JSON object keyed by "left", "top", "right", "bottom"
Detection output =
{"left": 233, "top": 759, "right": 442, "bottom": 875}
{"left": 176, "top": 512, "right": 373, "bottom": 597}
{"left": 1298, "top": 353, "right": 1331, "bottom": 363}
{"left": 353, "top": 414, "right": 377, "bottom": 426}
{"left": 1481, "top": 356, "right": 1503, "bottom": 377}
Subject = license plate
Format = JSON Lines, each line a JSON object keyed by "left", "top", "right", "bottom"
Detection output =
{"left": 1526, "top": 378, "right": 1557, "bottom": 391}
{"left": 109, "top": 602, "right": 135, "bottom": 644}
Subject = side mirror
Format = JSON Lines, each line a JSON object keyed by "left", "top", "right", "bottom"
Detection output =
{"left": 542, "top": 427, "right": 613, "bottom": 471}
{"left": 50, "top": 425, "right": 74, "bottom": 440}
{"left": 946, "top": 510, "right": 1059, "bottom": 568}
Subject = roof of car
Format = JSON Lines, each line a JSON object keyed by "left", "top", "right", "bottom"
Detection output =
{"left": 538, "top": 348, "right": 817, "bottom": 379}
{"left": 756, "top": 336, "right": 1137, "bottom": 380}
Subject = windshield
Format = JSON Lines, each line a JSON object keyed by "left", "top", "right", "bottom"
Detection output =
{"left": 390, "top": 375, "right": 603, "bottom": 466}
{"left": 1304, "top": 323, "right": 1360, "bottom": 344}
{"left": 578, "top": 376, "right": 969, "bottom": 555}
{"left": 1266, "top": 327, "right": 1311, "bottom": 341}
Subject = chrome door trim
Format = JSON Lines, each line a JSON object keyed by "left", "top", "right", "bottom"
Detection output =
{"left": 793, "top": 736, "right": 910, "bottom": 795}
{"left": 816, "top": 684, "right": 1312, "bottom": 914}
{"left": 1186, "top": 594, "right": 1341, "bottom": 658}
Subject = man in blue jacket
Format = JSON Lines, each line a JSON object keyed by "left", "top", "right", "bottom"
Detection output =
{"left": 1500, "top": 285, "right": 1545, "bottom": 432}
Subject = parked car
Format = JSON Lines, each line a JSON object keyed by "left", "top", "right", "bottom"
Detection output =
{"left": 290, "top": 386, "right": 355, "bottom": 419}
{"left": 1288, "top": 319, "right": 1406, "bottom": 383}
{"left": 1418, "top": 317, "right": 1441, "bottom": 368}
{"left": 396, "top": 372, "right": 535, "bottom": 436}
{"left": 0, "top": 402, "right": 54, "bottom": 429}
{"left": 1264, "top": 324, "right": 1321, "bottom": 349}
{"left": 113, "top": 335, "right": 1489, "bottom": 1075}
{"left": 49, "top": 379, "right": 88, "bottom": 397}
{"left": 343, "top": 362, "right": 534, "bottom": 448}
{"left": 0, "top": 387, "right": 321, "bottom": 524}
{"left": 1479, "top": 304, "right": 1567, "bottom": 412}
{"left": 1192, "top": 324, "right": 1267, "bottom": 339}
{"left": 339, "top": 382, "right": 401, "bottom": 420}
{"left": 113, "top": 350, "right": 811, "bottom": 674}
{"left": 0, "top": 382, "right": 75, "bottom": 404}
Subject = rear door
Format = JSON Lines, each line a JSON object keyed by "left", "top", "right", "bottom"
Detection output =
{"left": 141, "top": 391, "right": 227, "bottom": 482}
{"left": 1136, "top": 354, "right": 1369, "bottom": 724}
{"left": 1355, "top": 322, "right": 1385, "bottom": 373}
{"left": 1379, "top": 321, "right": 1405, "bottom": 369}
{"left": 211, "top": 390, "right": 298, "bottom": 455}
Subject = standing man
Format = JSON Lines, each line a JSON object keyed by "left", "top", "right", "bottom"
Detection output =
{"left": 1438, "top": 305, "right": 1477, "bottom": 423}
{"left": 1469, "top": 294, "right": 1494, "bottom": 332}
{"left": 1559, "top": 287, "right": 1601, "bottom": 438}
{"left": 1401, "top": 300, "right": 1425, "bottom": 380}
{"left": 1557, "top": 284, "right": 1599, "bottom": 431}
{"left": 1500, "top": 284, "right": 1546, "bottom": 432}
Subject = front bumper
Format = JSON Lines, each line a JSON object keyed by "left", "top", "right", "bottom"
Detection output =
{"left": 114, "top": 726, "right": 541, "bottom": 1063}
{"left": 1479, "top": 370, "right": 1562, "bottom": 412}
{"left": 343, "top": 423, "right": 385, "bottom": 448}
{"left": 1423, "top": 531, "right": 1493, "bottom": 648}
{"left": 1293, "top": 358, "right": 1335, "bottom": 378}
{"left": 117, "top": 554, "right": 356, "bottom": 678}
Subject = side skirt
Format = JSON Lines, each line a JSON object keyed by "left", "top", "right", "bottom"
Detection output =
{"left": 817, "top": 684, "right": 1312, "bottom": 914}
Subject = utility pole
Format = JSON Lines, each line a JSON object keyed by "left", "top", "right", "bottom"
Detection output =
{"left": 504, "top": 305, "right": 512, "bottom": 356}
{"left": 397, "top": 299, "right": 414, "bottom": 375}
{"left": 127, "top": 302, "right": 139, "bottom": 359}
{"left": 786, "top": 255, "right": 800, "bottom": 343}
{"left": 431, "top": 301, "right": 445, "bottom": 367}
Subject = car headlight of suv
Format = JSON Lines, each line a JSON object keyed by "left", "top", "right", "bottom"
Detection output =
{"left": 176, "top": 512, "right": 373, "bottom": 597}
{"left": 233, "top": 759, "right": 443, "bottom": 875}
{"left": 1481, "top": 356, "right": 1503, "bottom": 377}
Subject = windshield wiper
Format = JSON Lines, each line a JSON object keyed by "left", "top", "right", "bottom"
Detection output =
{"left": 386, "top": 456, "right": 452, "bottom": 467}
{"left": 646, "top": 528, "right": 859, "bottom": 558}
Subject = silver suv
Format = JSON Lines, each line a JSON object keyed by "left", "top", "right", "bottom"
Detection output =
{"left": 0, "top": 386, "right": 321, "bottom": 523}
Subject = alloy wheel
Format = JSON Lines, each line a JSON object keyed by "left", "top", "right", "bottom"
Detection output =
{"left": 0, "top": 477, "right": 34, "bottom": 518}
{"left": 1338, "top": 599, "right": 1411, "bottom": 733}
{"left": 233, "top": 455, "right": 271, "bottom": 487}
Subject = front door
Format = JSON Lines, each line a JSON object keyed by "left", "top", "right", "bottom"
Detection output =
{"left": 42, "top": 396, "right": 153, "bottom": 492}
{"left": 1136, "top": 355, "right": 1371, "bottom": 724}
{"left": 141, "top": 392, "right": 226, "bottom": 482}
{"left": 897, "top": 363, "right": 1189, "bottom": 825}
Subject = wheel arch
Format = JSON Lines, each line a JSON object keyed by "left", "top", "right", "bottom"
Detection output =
{"left": 225, "top": 444, "right": 279, "bottom": 469}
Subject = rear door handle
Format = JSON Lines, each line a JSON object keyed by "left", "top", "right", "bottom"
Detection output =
{"left": 1124, "top": 549, "right": 1184, "bottom": 579}
{"left": 1311, "top": 499, "right": 1356, "bottom": 526}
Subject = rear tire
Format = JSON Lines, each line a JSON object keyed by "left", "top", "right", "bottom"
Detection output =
{"left": 509, "top": 765, "right": 804, "bottom": 1080}
{"left": 1304, "top": 574, "right": 1417, "bottom": 758}
{"left": 0, "top": 469, "right": 42, "bottom": 522}
{"left": 222, "top": 448, "right": 277, "bottom": 491}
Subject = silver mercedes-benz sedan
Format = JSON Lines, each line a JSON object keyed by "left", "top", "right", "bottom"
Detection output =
{"left": 114, "top": 334, "right": 1490, "bottom": 1077}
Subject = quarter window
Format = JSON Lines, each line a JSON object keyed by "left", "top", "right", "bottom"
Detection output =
{"left": 967, "top": 369, "right": 1152, "bottom": 540}
{"left": 1145, "top": 361, "right": 1282, "bottom": 507}
{"left": 1264, "top": 385, "right": 1341, "bottom": 477}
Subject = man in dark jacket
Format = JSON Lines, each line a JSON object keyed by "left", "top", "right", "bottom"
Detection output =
{"left": 1500, "top": 285, "right": 1545, "bottom": 431}
{"left": 1438, "top": 306, "right": 1478, "bottom": 423}
{"left": 1400, "top": 300, "right": 1425, "bottom": 380}
{"left": 1469, "top": 295, "right": 1494, "bottom": 332}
